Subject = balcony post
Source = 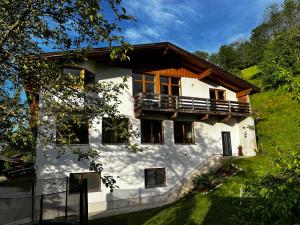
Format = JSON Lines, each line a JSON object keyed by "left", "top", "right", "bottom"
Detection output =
{"left": 158, "top": 94, "right": 161, "bottom": 109}
{"left": 228, "top": 101, "right": 231, "bottom": 113}
{"left": 206, "top": 99, "right": 210, "bottom": 111}
{"left": 175, "top": 96, "right": 178, "bottom": 110}
{"left": 192, "top": 98, "right": 194, "bottom": 110}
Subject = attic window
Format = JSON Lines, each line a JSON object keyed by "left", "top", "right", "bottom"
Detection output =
{"left": 63, "top": 67, "right": 95, "bottom": 88}
{"left": 209, "top": 89, "right": 226, "bottom": 101}
{"left": 132, "top": 73, "right": 155, "bottom": 95}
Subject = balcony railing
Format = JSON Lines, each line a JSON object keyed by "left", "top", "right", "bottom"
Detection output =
{"left": 134, "top": 93, "right": 251, "bottom": 117}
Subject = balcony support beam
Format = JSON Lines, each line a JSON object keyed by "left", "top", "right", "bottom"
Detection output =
{"left": 198, "top": 69, "right": 212, "bottom": 80}
{"left": 236, "top": 89, "right": 251, "bottom": 98}
{"left": 200, "top": 114, "right": 209, "bottom": 121}
{"left": 170, "top": 112, "right": 178, "bottom": 120}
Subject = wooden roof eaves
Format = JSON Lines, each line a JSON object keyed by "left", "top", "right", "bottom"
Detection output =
{"left": 42, "top": 42, "right": 260, "bottom": 94}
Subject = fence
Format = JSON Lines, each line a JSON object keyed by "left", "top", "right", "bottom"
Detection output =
{"left": 0, "top": 178, "right": 88, "bottom": 225}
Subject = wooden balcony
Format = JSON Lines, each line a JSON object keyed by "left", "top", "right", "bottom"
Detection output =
{"left": 134, "top": 93, "right": 251, "bottom": 120}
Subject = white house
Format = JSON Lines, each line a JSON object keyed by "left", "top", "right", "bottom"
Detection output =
{"left": 33, "top": 42, "right": 259, "bottom": 215}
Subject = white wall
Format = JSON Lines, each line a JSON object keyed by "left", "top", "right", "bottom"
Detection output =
{"left": 36, "top": 62, "right": 257, "bottom": 211}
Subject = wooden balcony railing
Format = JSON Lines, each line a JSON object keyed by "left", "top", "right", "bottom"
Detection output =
{"left": 134, "top": 93, "right": 251, "bottom": 117}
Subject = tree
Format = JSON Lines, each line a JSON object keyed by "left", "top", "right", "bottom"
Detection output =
{"left": 0, "top": 0, "right": 134, "bottom": 189}
{"left": 260, "top": 29, "right": 300, "bottom": 100}
{"left": 194, "top": 50, "right": 209, "bottom": 60}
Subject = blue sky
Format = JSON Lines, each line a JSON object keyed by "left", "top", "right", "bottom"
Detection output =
{"left": 120, "top": 0, "right": 284, "bottom": 53}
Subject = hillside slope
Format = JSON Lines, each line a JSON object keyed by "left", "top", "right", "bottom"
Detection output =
{"left": 90, "top": 68, "right": 300, "bottom": 225}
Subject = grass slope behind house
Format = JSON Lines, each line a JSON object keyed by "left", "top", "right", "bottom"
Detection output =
{"left": 91, "top": 67, "right": 299, "bottom": 225}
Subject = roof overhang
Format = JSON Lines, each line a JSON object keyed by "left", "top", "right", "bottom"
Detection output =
{"left": 43, "top": 42, "right": 260, "bottom": 94}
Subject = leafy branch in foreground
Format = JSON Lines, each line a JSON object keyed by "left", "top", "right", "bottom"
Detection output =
{"left": 232, "top": 146, "right": 300, "bottom": 225}
{"left": 0, "top": 0, "right": 136, "bottom": 188}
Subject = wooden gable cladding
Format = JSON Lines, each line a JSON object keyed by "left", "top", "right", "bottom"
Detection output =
{"left": 143, "top": 67, "right": 212, "bottom": 80}
{"left": 147, "top": 67, "right": 199, "bottom": 78}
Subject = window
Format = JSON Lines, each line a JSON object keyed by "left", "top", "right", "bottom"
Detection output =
{"left": 102, "top": 117, "right": 129, "bottom": 144}
{"left": 141, "top": 120, "right": 163, "bottom": 144}
{"left": 209, "top": 89, "right": 226, "bottom": 100}
{"left": 63, "top": 67, "right": 95, "bottom": 89}
{"left": 132, "top": 73, "right": 155, "bottom": 96}
{"left": 174, "top": 121, "right": 194, "bottom": 144}
{"left": 144, "top": 168, "right": 166, "bottom": 188}
{"left": 69, "top": 172, "right": 101, "bottom": 193}
{"left": 56, "top": 115, "right": 89, "bottom": 145}
{"left": 160, "top": 76, "right": 180, "bottom": 96}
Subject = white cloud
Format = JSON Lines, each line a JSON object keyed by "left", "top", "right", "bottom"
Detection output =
{"left": 123, "top": 0, "right": 201, "bottom": 43}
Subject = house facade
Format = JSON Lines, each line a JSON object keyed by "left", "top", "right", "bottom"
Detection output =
{"left": 35, "top": 43, "right": 259, "bottom": 214}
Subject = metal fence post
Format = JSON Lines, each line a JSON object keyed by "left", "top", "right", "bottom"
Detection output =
{"left": 31, "top": 180, "right": 35, "bottom": 224}
{"left": 65, "top": 176, "right": 69, "bottom": 221}
{"left": 80, "top": 178, "right": 88, "bottom": 225}
{"left": 39, "top": 194, "right": 44, "bottom": 225}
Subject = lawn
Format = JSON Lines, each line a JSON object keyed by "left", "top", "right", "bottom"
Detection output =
{"left": 90, "top": 69, "right": 300, "bottom": 225}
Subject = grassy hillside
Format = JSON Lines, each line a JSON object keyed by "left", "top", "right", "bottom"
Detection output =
{"left": 90, "top": 68, "right": 300, "bottom": 225}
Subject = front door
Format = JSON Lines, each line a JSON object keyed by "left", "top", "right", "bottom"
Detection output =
{"left": 221, "top": 131, "right": 232, "bottom": 156}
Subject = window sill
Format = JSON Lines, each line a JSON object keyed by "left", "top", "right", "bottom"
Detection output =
{"left": 56, "top": 144, "right": 90, "bottom": 147}
{"left": 145, "top": 185, "right": 167, "bottom": 189}
{"left": 141, "top": 143, "right": 165, "bottom": 145}
{"left": 174, "top": 143, "right": 196, "bottom": 145}
{"left": 102, "top": 143, "right": 128, "bottom": 145}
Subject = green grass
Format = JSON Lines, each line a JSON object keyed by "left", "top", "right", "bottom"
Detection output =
{"left": 90, "top": 67, "right": 300, "bottom": 225}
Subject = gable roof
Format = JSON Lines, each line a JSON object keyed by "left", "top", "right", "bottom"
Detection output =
{"left": 43, "top": 42, "right": 260, "bottom": 94}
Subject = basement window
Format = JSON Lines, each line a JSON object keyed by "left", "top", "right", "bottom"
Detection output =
{"left": 141, "top": 120, "right": 163, "bottom": 144}
{"left": 56, "top": 115, "right": 89, "bottom": 145}
{"left": 102, "top": 117, "right": 129, "bottom": 144}
{"left": 144, "top": 168, "right": 166, "bottom": 188}
{"left": 69, "top": 172, "right": 101, "bottom": 193}
{"left": 174, "top": 121, "right": 194, "bottom": 144}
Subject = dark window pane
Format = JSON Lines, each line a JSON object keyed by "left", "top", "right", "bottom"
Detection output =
{"left": 160, "top": 76, "right": 168, "bottom": 84}
{"left": 132, "top": 73, "right": 142, "bottom": 81}
{"left": 218, "top": 91, "right": 225, "bottom": 100}
{"left": 145, "top": 169, "right": 155, "bottom": 188}
{"left": 160, "top": 85, "right": 169, "bottom": 95}
{"left": 141, "top": 120, "right": 152, "bottom": 143}
{"left": 152, "top": 121, "right": 163, "bottom": 143}
{"left": 171, "top": 77, "right": 180, "bottom": 85}
{"left": 171, "top": 86, "right": 180, "bottom": 96}
{"left": 69, "top": 173, "right": 81, "bottom": 193}
{"left": 141, "top": 120, "right": 163, "bottom": 144}
{"left": 174, "top": 121, "right": 194, "bottom": 144}
{"left": 133, "top": 81, "right": 143, "bottom": 96}
{"left": 209, "top": 90, "right": 216, "bottom": 99}
{"left": 84, "top": 72, "right": 95, "bottom": 86}
{"left": 174, "top": 122, "right": 184, "bottom": 143}
{"left": 82, "top": 173, "right": 100, "bottom": 192}
{"left": 145, "top": 74, "right": 154, "bottom": 81}
{"left": 145, "top": 82, "right": 154, "bottom": 93}
{"left": 102, "top": 117, "right": 128, "bottom": 144}
{"left": 155, "top": 168, "right": 166, "bottom": 186}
